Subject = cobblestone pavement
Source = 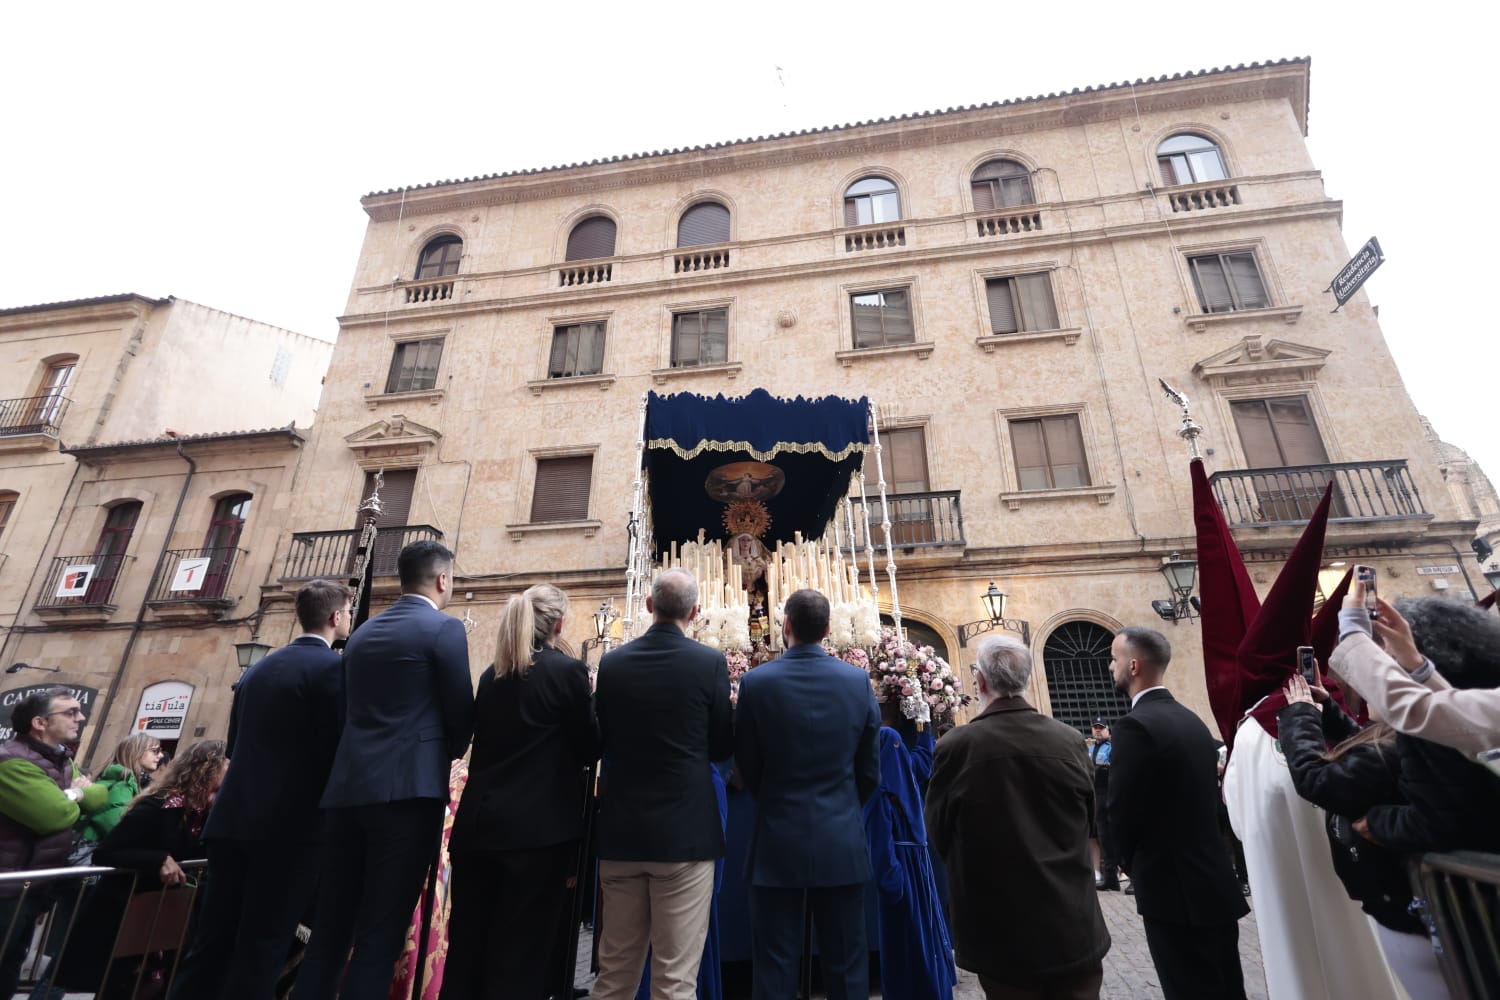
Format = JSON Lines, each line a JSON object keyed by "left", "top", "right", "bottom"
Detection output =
{"left": 565, "top": 888, "right": 1268, "bottom": 999}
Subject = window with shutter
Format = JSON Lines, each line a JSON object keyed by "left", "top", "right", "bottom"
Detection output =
{"left": 677, "top": 203, "right": 731, "bottom": 247}
{"left": 0, "top": 490, "right": 17, "bottom": 541}
{"left": 971, "top": 159, "right": 1035, "bottom": 210}
{"left": 549, "top": 323, "right": 607, "bottom": 378}
{"left": 863, "top": 427, "right": 934, "bottom": 544}
{"left": 415, "top": 236, "right": 462, "bottom": 279}
{"left": 566, "top": 216, "right": 618, "bottom": 261}
{"left": 385, "top": 338, "right": 445, "bottom": 393}
{"left": 1009, "top": 415, "right": 1090, "bottom": 490}
{"left": 985, "top": 274, "right": 1059, "bottom": 333}
{"left": 1157, "top": 134, "right": 1228, "bottom": 186}
{"left": 671, "top": 309, "right": 729, "bottom": 367}
{"left": 843, "top": 178, "right": 900, "bottom": 226}
{"left": 849, "top": 288, "right": 914, "bottom": 348}
{"left": 357, "top": 469, "right": 416, "bottom": 574}
{"left": 1189, "top": 252, "right": 1269, "bottom": 313}
{"left": 531, "top": 456, "right": 593, "bottom": 523}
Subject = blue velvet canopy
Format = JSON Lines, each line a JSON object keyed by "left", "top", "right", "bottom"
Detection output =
{"left": 644, "top": 389, "right": 870, "bottom": 551}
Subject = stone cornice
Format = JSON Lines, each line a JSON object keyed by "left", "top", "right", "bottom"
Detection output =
{"left": 362, "top": 63, "right": 1310, "bottom": 219}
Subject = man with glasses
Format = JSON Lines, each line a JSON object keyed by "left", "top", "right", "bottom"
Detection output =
{"left": 168, "top": 578, "right": 353, "bottom": 1000}
{"left": 0, "top": 687, "right": 108, "bottom": 996}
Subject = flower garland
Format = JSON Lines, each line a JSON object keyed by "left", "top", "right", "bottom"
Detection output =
{"left": 868, "top": 626, "right": 971, "bottom": 722}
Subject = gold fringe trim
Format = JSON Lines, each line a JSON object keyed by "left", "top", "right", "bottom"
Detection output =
{"left": 647, "top": 438, "right": 868, "bottom": 463}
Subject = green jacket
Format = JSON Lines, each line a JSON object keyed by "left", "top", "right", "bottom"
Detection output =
{"left": 78, "top": 764, "right": 141, "bottom": 843}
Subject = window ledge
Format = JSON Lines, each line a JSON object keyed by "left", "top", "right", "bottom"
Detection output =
{"left": 526, "top": 373, "right": 617, "bottom": 396}
{"left": 976, "top": 327, "right": 1082, "bottom": 352}
{"left": 835, "top": 341, "right": 934, "bottom": 367}
{"left": 364, "top": 388, "right": 445, "bottom": 409}
{"left": 651, "top": 361, "right": 744, "bottom": 385}
{"left": 999, "top": 484, "right": 1116, "bottom": 511}
{"left": 1185, "top": 305, "right": 1303, "bottom": 333}
{"left": 507, "top": 519, "right": 602, "bottom": 541}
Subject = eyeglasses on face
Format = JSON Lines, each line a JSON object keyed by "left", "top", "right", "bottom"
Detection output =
{"left": 46, "top": 708, "right": 85, "bottom": 719}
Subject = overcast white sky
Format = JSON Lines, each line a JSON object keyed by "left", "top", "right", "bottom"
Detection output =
{"left": 3, "top": 2, "right": 1495, "bottom": 506}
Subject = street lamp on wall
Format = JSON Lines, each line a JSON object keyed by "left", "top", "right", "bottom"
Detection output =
{"left": 958, "top": 581, "right": 1032, "bottom": 647}
{"left": 582, "top": 601, "right": 621, "bottom": 662}
{"left": 233, "top": 635, "right": 272, "bottom": 671}
{"left": 1151, "top": 553, "right": 1200, "bottom": 625}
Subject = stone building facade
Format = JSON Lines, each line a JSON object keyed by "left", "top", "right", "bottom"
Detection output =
{"left": 259, "top": 57, "right": 1477, "bottom": 734}
{"left": 0, "top": 295, "right": 331, "bottom": 761}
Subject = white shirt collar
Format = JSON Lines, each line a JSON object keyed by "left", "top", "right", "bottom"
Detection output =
{"left": 1132, "top": 685, "right": 1168, "bottom": 708}
{"left": 407, "top": 594, "right": 439, "bottom": 611}
{"left": 294, "top": 633, "right": 332, "bottom": 648}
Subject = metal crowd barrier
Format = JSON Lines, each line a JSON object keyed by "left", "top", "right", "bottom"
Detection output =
{"left": 1, "top": 860, "right": 206, "bottom": 999}
{"left": 1414, "top": 851, "right": 1500, "bottom": 1000}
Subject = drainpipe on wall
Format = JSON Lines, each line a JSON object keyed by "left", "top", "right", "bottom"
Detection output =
{"left": 85, "top": 440, "right": 196, "bottom": 763}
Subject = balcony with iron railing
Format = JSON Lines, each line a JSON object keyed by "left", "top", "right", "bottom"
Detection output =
{"left": 1208, "top": 459, "right": 1433, "bottom": 543}
{"left": 34, "top": 553, "right": 131, "bottom": 620}
{"left": 281, "top": 525, "right": 444, "bottom": 581}
{"left": 145, "top": 547, "right": 247, "bottom": 619}
{"left": 0, "top": 395, "right": 70, "bottom": 450}
{"left": 842, "top": 491, "right": 965, "bottom": 554}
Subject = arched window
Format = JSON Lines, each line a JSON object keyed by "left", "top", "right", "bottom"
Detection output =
{"left": 1157, "top": 134, "right": 1228, "bottom": 186}
{"left": 566, "top": 216, "right": 618, "bottom": 261}
{"left": 414, "top": 235, "right": 462, "bottom": 280}
{"left": 201, "top": 493, "right": 252, "bottom": 599}
{"left": 971, "top": 159, "right": 1035, "bottom": 210}
{"left": 1041, "top": 621, "right": 1131, "bottom": 733}
{"left": 26, "top": 355, "right": 77, "bottom": 432}
{"left": 87, "top": 501, "right": 142, "bottom": 604}
{"left": 677, "top": 202, "right": 731, "bottom": 247}
{"left": 843, "top": 177, "right": 900, "bottom": 226}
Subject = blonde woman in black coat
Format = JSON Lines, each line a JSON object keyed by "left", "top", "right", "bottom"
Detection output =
{"left": 441, "top": 584, "right": 598, "bottom": 1000}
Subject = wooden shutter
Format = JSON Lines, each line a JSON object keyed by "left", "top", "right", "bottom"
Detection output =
{"left": 678, "top": 203, "right": 730, "bottom": 247}
{"left": 986, "top": 279, "right": 1018, "bottom": 333}
{"left": 844, "top": 197, "right": 861, "bottom": 227}
{"left": 1226, "top": 253, "right": 1269, "bottom": 309}
{"left": 356, "top": 469, "right": 415, "bottom": 531}
{"left": 971, "top": 180, "right": 995, "bottom": 212}
{"left": 1191, "top": 256, "right": 1235, "bottom": 312}
{"left": 851, "top": 293, "right": 883, "bottom": 347}
{"left": 531, "top": 456, "right": 593, "bottom": 523}
{"left": 565, "top": 217, "right": 617, "bottom": 261}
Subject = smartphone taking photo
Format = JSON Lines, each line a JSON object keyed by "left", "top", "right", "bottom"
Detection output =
{"left": 1296, "top": 645, "right": 1319, "bottom": 687}
{"left": 1356, "top": 565, "right": 1378, "bottom": 620}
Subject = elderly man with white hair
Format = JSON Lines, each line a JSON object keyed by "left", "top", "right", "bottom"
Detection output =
{"left": 924, "top": 636, "right": 1111, "bottom": 1000}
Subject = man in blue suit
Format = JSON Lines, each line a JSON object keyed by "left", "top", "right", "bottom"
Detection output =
{"left": 735, "top": 588, "right": 881, "bottom": 1000}
{"left": 167, "top": 579, "right": 352, "bottom": 1000}
{"left": 293, "top": 541, "right": 474, "bottom": 1000}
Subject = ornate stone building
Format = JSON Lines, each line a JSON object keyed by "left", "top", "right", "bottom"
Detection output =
{"left": 0, "top": 295, "right": 331, "bottom": 760}
{"left": 251, "top": 57, "right": 1476, "bottom": 734}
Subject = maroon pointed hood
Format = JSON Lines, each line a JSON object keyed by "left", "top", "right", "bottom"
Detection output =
{"left": 1192, "top": 459, "right": 1261, "bottom": 748}
{"left": 1240, "top": 482, "right": 1335, "bottom": 738}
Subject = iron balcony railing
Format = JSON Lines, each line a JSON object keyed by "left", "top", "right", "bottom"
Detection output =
{"left": 0, "top": 394, "right": 70, "bottom": 437}
{"left": 146, "top": 547, "right": 246, "bottom": 603}
{"left": 282, "top": 524, "right": 444, "bottom": 581}
{"left": 844, "top": 490, "right": 965, "bottom": 551}
{"left": 1208, "top": 459, "right": 1427, "bottom": 527}
{"left": 35, "top": 553, "right": 131, "bottom": 608}
{"left": 1412, "top": 851, "right": 1500, "bottom": 998}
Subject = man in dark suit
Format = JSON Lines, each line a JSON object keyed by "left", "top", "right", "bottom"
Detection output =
{"left": 734, "top": 588, "right": 881, "bottom": 1000}
{"left": 167, "top": 579, "right": 352, "bottom": 1000}
{"left": 1106, "top": 626, "right": 1249, "bottom": 1000}
{"left": 592, "top": 567, "right": 732, "bottom": 1000}
{"left": 292, "top": 541, "right": 474, "bottom": 1000}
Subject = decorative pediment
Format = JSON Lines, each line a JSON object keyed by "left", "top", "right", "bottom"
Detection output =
{"left": 1192, "top": 336, "right": 1330, "bottom": 386}
{"left": 344, "top": 414, "right": 441, "bottom": 468}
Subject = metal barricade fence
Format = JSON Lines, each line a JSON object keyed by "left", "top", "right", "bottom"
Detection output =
{"left": 1, "top": 860, "right": 205, "bottom": 1000}
{"left": 1414, "top": 851, "right": 1500, "bottom": 1000}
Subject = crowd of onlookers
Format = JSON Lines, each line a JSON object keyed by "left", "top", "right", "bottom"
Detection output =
{"left": 0, "top": 539, "right": 1495, "bottom": 1000}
